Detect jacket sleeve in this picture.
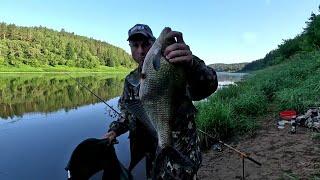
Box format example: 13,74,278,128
186,55,218,101
108,80,130,136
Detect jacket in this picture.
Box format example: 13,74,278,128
109,55,218,179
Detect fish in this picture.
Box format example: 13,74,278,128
139,27,187,149
124,28,194,178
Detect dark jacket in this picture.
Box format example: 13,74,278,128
109,55,218,178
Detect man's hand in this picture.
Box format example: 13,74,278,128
163,31,193,67
104,130,117,144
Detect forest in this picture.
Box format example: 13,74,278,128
0,23,136,69
209,62,248,72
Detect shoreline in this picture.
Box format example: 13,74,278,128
0,65,133,74
0,71,129,73
198,112,320,179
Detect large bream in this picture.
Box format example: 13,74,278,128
139,27,187,149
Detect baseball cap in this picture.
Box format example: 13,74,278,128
127,24,156,41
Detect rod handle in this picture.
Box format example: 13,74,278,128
246,156,261,166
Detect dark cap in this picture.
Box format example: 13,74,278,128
127,24,156,41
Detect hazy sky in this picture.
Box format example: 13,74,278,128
0,0,319,64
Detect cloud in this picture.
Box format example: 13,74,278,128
242,32,257,45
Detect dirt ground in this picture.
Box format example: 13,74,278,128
198,115,320,180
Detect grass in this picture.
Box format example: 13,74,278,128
0,64,132,73
280,170,299,180
195,51,320,141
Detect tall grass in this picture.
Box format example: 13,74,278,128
196,96,235,139
196,51,320,141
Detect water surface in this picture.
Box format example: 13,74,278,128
0,72,246,179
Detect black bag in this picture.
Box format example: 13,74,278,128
65,138,132,180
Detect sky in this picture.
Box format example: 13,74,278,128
0,0,319,64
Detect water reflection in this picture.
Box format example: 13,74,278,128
0,74,124,119
216,72,247,89
0,97,136,180
0,72,246,180
0,74,139,180
0,72,246,119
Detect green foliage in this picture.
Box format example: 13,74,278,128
0,74,125,119
0,64,131,73
215,84,242,101
278,36,303,59
196,96,236,139
65,42,75,60
0,22,136,70
232,88,267,116
275,72,320,113
0,56,5,65
196,51,320,140
209,62,248,72
196,91,259,139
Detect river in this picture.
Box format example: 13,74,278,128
0,72,246,180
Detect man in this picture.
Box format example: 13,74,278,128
105,24,218,179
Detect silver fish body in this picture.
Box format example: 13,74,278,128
139,27,187,149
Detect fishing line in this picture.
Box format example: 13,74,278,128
64,72,122,117
66,72,262,168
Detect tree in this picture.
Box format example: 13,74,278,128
106,58,115,67
65,42,75,60
0,22,134,68
0,23,6,39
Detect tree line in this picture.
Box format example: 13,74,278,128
0,74,124,119
241,6,320,72
0,23,136,68
209,62,248,72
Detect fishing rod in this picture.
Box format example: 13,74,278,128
66,72,262,171
197,129,261,180
65,73,122,117
197,129,261,166
65,72,122,145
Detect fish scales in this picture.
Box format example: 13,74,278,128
139,27,187,149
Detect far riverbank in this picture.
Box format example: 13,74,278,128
0,65,132,73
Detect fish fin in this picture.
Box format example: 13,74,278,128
152,146,195,179
156,146,194,166
124,100,158,139
126,100,158,171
